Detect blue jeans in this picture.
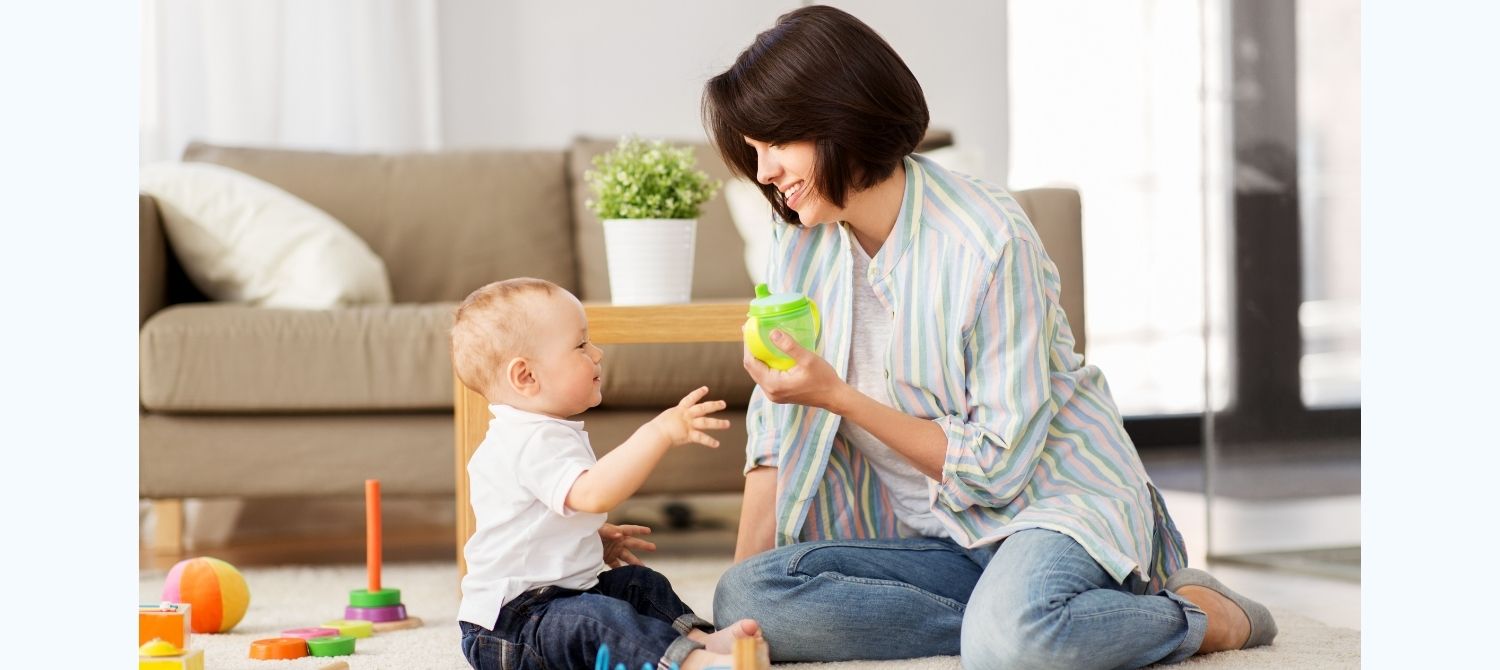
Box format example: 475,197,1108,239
460,565,712,670
714,529,1206,669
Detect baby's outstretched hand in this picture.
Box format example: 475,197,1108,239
651,386,730,448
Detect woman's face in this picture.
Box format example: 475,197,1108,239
744,138,836,226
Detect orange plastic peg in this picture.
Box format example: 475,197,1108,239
366,479,382,593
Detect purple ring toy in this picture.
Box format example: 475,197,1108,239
344,604,407,622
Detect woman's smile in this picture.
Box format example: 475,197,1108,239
782,181,806,209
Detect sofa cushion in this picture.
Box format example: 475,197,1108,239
182,142,577,303
140,412,455,498
140,303,458,412
569,138,754,303
140,303,756,413
139,161,394,309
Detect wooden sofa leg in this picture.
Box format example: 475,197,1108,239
152,499,184,555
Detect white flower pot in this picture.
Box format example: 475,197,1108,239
602,218,697,305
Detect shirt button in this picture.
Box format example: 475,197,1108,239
884,370,890,379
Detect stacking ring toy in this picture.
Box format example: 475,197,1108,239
248,637,308,660
321,619,374,638
344,603,407,622
307,635,357,657
281,627,339,639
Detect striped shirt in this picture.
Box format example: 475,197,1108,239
745,154,1187,589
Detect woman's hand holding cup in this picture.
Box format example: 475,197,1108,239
744,329,847,411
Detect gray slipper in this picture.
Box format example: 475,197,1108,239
1165,568,1278,649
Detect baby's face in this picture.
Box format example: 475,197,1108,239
526,292,604,417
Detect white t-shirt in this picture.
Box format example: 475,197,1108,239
839,235,949,538
458,404,607,627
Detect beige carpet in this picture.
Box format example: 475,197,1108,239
138,560,1359,669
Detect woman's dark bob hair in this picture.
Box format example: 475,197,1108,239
702,5,929,225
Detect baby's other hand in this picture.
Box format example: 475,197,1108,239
651,386,730,448
600,522,655,567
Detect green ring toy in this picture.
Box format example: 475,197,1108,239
307,635,357,657
348,587,402,608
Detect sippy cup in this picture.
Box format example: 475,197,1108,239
744,283,821,370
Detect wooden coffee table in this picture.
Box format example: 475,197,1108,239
453,301,747,575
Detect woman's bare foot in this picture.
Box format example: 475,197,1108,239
689,619,761,654
1176,585,1250,653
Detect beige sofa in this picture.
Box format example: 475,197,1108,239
138,138,1084,529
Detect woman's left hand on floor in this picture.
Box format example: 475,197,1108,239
745,329,849,411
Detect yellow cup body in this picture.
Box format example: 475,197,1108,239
744,301,820,370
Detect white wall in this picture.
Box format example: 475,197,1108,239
144,1,1009,186
436,0,1010,185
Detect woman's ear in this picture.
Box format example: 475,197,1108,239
506,357,538,397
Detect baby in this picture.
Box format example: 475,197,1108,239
451,277,765,670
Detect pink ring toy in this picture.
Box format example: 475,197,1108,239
344,604,407,622
281,627,340,639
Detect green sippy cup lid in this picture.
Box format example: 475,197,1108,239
748,283,813,318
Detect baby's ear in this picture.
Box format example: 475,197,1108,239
506,357,538,396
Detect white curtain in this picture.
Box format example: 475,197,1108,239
140,0,442,163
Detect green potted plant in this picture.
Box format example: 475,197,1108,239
585,136,721,305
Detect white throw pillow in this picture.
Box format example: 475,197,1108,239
140,162,393,308
723,178,776,285
723,146,988,284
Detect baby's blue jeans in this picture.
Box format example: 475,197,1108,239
460,565,710,670
714,529,1206,668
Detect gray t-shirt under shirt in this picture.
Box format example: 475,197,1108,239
839,233,949,538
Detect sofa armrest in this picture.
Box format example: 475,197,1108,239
1012,187,1085,357
139,193,169,326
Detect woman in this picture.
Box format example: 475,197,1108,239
701,6,1276,668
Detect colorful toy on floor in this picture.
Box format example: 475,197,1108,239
342,479,423,630
281,626,339,639
251,629,359,661
594,636,768,669
320,618,374,638
307,635,357,657
594,643,676,670
139,638,204,670
249,637,308,660
139,602,191,648
732,636,770,669
161,556,250,633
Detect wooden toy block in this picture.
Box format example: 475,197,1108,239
732,637,770,670
370,615,424,632
139,603,191,648
139,639,203,670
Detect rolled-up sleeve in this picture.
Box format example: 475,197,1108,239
934,239,1058,513
743,385,778,474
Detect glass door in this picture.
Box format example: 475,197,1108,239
1202,0,1360,580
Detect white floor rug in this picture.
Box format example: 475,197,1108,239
139,560,1359,669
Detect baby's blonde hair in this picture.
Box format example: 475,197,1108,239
451,278,562,400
